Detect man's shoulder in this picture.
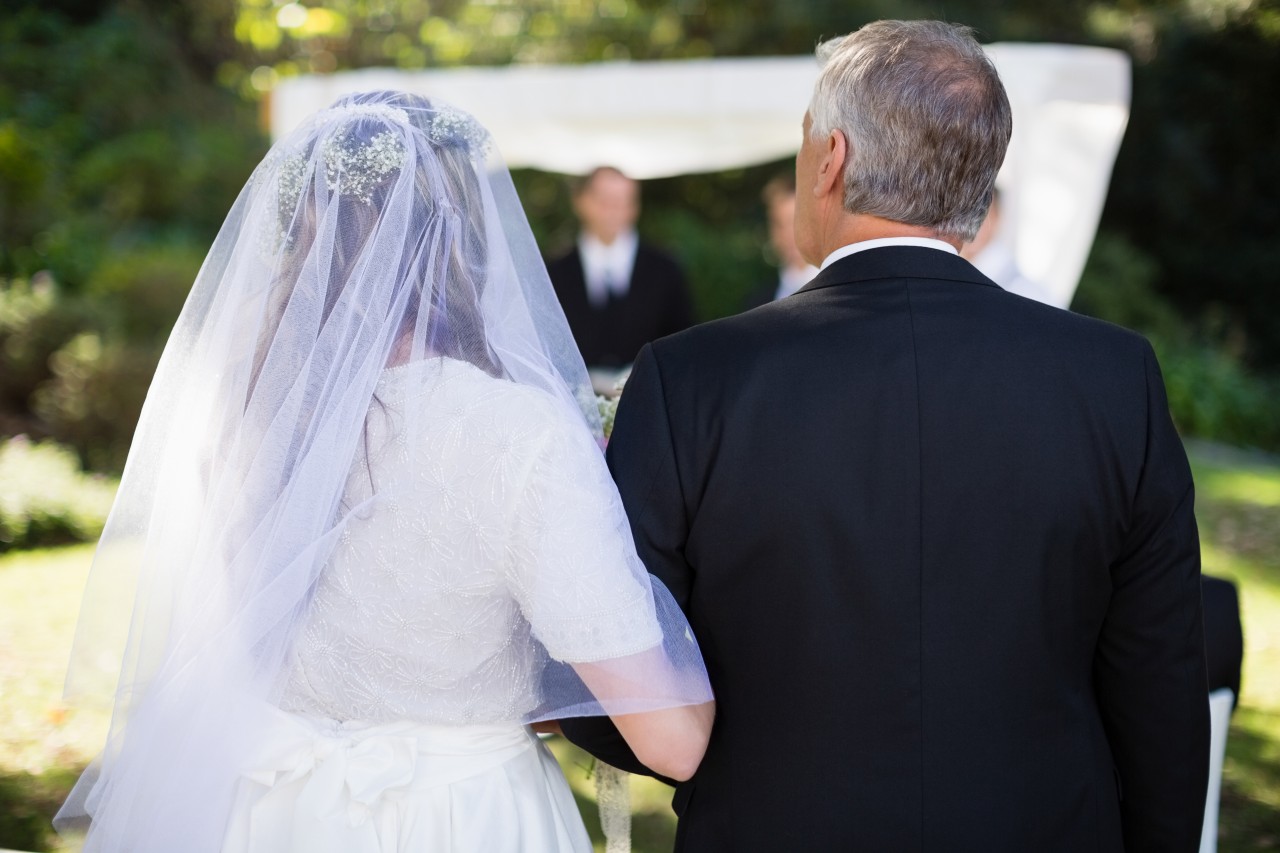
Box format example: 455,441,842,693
544,246,582,291
648,298,796,365
545,245,581,271
634,241,684,274
647,282,1157,377
1000,292,1154,359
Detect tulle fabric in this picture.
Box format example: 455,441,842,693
55,91,711,851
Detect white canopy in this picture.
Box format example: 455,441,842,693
273,45,1130,308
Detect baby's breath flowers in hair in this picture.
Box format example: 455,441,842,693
429,105,491,157
322,129,407,204
253,104,410,258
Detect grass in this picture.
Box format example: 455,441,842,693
1,442,1278,851
0,545,103,853
0,546,106,777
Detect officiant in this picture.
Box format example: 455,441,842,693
547,166,694,374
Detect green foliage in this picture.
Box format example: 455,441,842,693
1103,4,1280,367
0,276,88,425
645,205,771,321
1155,340,1280,453
32,333,158,472
0,245,192,471
1075,232,1280,452
0,764,83,853
85,243,201,343
0,120,63,250
0,435,116,552
0,771,57,852
1071,231,1184,342
224,0,897,87
643,165,781,321
0,3,264,289
0,3,244,471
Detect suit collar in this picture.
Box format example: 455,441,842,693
797,246,1000,295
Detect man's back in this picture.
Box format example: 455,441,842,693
594,247,1207,851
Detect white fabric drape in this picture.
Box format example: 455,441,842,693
272,46,1130,307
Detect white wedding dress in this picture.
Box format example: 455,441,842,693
58,94,711,853
219,357,662,853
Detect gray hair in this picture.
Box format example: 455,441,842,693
809,20,1012,242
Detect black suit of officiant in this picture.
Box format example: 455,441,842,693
547,244,694,368
562,247,1209,852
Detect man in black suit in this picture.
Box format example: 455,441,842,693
546,166,694,370
562,20,1209,852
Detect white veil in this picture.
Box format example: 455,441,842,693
56,91,711,851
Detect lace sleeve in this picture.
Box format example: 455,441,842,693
505,403,663,664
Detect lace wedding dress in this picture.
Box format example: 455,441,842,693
221,357,659,852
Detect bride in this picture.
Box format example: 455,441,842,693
55,90,714,852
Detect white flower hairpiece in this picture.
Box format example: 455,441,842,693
428,105,491,156
321,129,406,203
253,106,410,257
256,103,407,204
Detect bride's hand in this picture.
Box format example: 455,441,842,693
532,720,563,736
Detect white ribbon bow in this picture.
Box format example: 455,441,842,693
241,727,418,853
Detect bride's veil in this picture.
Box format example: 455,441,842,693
55,91,711,851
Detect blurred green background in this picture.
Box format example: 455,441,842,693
2,0,1279,849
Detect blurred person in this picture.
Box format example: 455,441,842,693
743,171,818,310
55,91,713,853
961,187,1056,306
563,20,1207,851
547,166,694,375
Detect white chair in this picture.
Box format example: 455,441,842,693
1200,688,1235,853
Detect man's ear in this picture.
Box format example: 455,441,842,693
816,129,848,198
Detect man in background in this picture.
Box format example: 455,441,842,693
960,187,1056,306
547,167,694,377
743,172,818,310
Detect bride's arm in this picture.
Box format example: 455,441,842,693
604,703,714,782
505,377,715,780
571,660,714,782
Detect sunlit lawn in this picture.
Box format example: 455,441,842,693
2,441,1278,851
0,544,103,853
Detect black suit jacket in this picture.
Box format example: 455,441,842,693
547,243,694,368
562,247,1209,852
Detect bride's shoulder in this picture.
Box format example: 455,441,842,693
384,357,575,434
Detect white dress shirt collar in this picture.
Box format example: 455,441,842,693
819,236,958,271
579,230,639,307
